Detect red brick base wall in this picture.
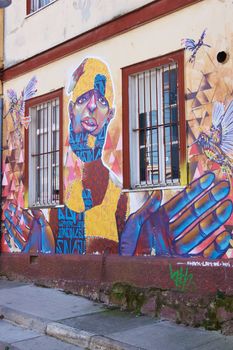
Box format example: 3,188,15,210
1,253,233,334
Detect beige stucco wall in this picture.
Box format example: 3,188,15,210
4,0,154,67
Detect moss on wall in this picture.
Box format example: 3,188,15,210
108,283,233,334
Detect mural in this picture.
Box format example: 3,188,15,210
60,58,123,254
56,208,85,254
194,101,233,178
60,57,233,258
1,77,54,253
185,27,233,257
1,29,233,258
3,205,55,254
120,173,232,257
4,77,37,143
182,29,211,64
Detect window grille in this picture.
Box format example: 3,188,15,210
29,97,60,206
123,51,186,189
29,0,52,13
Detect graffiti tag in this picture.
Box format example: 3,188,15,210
169,264,195,291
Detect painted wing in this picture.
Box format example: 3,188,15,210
212,102,224,128
182,38,196,51
7,89,18,104
19,76,38,117
219,100,233,155
23,76,37,100
18,96,25,118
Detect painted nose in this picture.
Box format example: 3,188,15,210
87,94,97,113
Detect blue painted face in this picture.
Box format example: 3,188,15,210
68,89,115,162
70,89,111,136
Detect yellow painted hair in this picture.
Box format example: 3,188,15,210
72,58,114,107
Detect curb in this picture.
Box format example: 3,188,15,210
46,322,95,349
0,305,49,333
46,322,143,350
0,340,22,350
89,335,143,350
1,306,143,350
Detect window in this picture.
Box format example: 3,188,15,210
27,0,54,14
25,89,63,207
122,50,186,189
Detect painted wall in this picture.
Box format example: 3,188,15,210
0,8,3,95
1,0,233,259
4,0,154,67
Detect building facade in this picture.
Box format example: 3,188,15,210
1,0,233,330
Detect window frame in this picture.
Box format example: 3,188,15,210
26,0,56,15
122,49,186,190
25,88,63,208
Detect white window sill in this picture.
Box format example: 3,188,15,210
122,185,185,193
27,204,64,210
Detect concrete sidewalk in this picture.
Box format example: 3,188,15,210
1,279,233,350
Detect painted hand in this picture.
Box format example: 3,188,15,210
119,173,233,258
3,203,55,253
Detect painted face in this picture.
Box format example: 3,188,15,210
70,89,112,136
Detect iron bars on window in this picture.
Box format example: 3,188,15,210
30,0,52,13
129,62,180,187
29,97,60,206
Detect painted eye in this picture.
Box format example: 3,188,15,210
77,96,87,104
98,96,108,106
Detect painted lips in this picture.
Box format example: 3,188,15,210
81,117,98,133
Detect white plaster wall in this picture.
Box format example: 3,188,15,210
4,0,154,67
4,0,231,100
